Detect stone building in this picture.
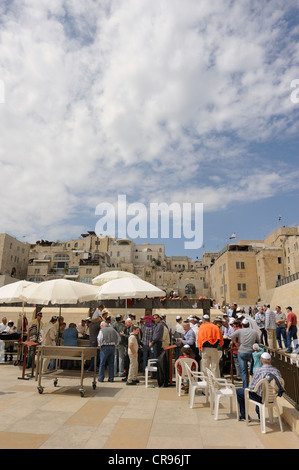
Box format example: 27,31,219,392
0,233,30,286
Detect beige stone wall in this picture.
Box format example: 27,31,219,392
0,234,30,280
270,278,299,314
256,248,284,303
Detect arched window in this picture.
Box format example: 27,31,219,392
185,283,195,295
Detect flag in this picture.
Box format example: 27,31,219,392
229,233,236,239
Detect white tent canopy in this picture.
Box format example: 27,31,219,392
20,278,100,305
92,270,139,286
0,280,36,304
96,277,166,300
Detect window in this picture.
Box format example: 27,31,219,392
54,254,70,260
237,283,247,291
278,257,282,264
236,261,245,269
185,283,196,295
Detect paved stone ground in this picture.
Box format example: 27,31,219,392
0,362,298,453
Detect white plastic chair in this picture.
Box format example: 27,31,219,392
245,377,284,433
206,368,239,420
145,359,158,387
174,357,198,396
184,363,209,408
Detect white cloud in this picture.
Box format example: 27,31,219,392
0,0,298,244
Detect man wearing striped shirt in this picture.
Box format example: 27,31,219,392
236,352,282,421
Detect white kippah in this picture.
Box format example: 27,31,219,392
261,352,271,360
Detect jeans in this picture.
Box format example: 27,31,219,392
233,353,241,378
238,352,253,388
236,388,262,419
276,327,287,349
98,345,115,381
114,344,125,375
142,344,154,373
88,341,100,371
286,325,298,352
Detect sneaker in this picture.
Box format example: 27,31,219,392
239,416,251,422
126,381,136,386
122,377,127,382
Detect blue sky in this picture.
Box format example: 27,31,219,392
0,0,298,260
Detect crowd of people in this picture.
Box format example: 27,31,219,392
1,301,296,423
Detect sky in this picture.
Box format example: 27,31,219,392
0,0,299,260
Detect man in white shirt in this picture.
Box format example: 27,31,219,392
0,317,8,333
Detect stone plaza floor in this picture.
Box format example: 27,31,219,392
0,361,298,453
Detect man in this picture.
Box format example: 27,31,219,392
149,314,164,359
197,314,223,377
62,323,78,346
26,312,44,368
87,317,101,372
77,319,86,338
230,319,260,388
92,304,105,320
113,314,126,376
0,317,8,333
265,304,277,349
127,325,140,385
236,352,283,421
285,306,298,353
275,306,287,350
97,321,120,382
120,318,133,382
41,316,58,371
176,320,197,362
141,313,154,374
61,323,78,369
255,307,268,346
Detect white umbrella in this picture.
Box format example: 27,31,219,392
96,277,166,300
0,280,37,341
0,280,35,303
92,270,139,286
20,278,100,305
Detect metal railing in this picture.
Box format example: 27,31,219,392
264,348,299,410
276,271,299,287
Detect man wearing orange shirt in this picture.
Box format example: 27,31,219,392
197,315,223,377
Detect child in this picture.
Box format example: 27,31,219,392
176,345,197,393
252,343,264,373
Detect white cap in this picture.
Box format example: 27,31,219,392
229,318,235,324
242,319,249,325
203,314,210,320
176,315,182,320
261,352,271,360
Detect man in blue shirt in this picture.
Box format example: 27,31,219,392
61,323,78,369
